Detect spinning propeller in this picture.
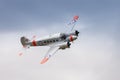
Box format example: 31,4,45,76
75,30,79,36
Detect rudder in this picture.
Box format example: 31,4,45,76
20,36,30,47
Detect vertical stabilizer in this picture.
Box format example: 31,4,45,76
20,36,30,47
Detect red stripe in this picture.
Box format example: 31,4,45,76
70,35,73,41
32,40,37,46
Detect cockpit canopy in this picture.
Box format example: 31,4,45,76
60,33,67,40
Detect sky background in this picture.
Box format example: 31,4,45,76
0,0,120,80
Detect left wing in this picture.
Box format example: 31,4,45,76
40,41,71,64
40,46,59,64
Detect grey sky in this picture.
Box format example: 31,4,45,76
0,0,119,31
0,0,120,80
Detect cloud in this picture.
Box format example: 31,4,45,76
0,27,119,80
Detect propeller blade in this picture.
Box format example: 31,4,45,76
75,30,80,36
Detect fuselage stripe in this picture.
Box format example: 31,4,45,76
32,40,37,46
70,35,73,41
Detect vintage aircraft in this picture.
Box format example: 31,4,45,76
20,15,80,64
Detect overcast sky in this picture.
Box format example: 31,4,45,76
0,0,120,80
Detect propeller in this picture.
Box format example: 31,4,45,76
75,30,79,36
67,41,71,48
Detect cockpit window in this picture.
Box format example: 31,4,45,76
47,41,49,43
44,41,46,43
60,33,66,39
50,40,52,43
53,40,55,42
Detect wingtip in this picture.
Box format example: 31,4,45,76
19,53,23,56
40,57,49,64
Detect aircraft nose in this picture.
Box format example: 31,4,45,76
69,35,77,42
73,36,77,40
67,35,77,42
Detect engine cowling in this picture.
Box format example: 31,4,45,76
66,35,77,42
59,42,71,50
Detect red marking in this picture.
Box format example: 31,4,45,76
70,35,73,41
23,45,27,48
40,57,49,64
32,35,36,40
33,35,36,38
73,15,79,21
19,53,23,56
32,40,37,46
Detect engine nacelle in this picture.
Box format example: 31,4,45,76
66,35,77,42
59,42,71,50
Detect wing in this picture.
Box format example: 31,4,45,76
68,15,79,31
40,46,59,64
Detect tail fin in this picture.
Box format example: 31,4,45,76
20,36,30,47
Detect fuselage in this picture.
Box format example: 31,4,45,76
28,32,77,47
20,30,79,48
